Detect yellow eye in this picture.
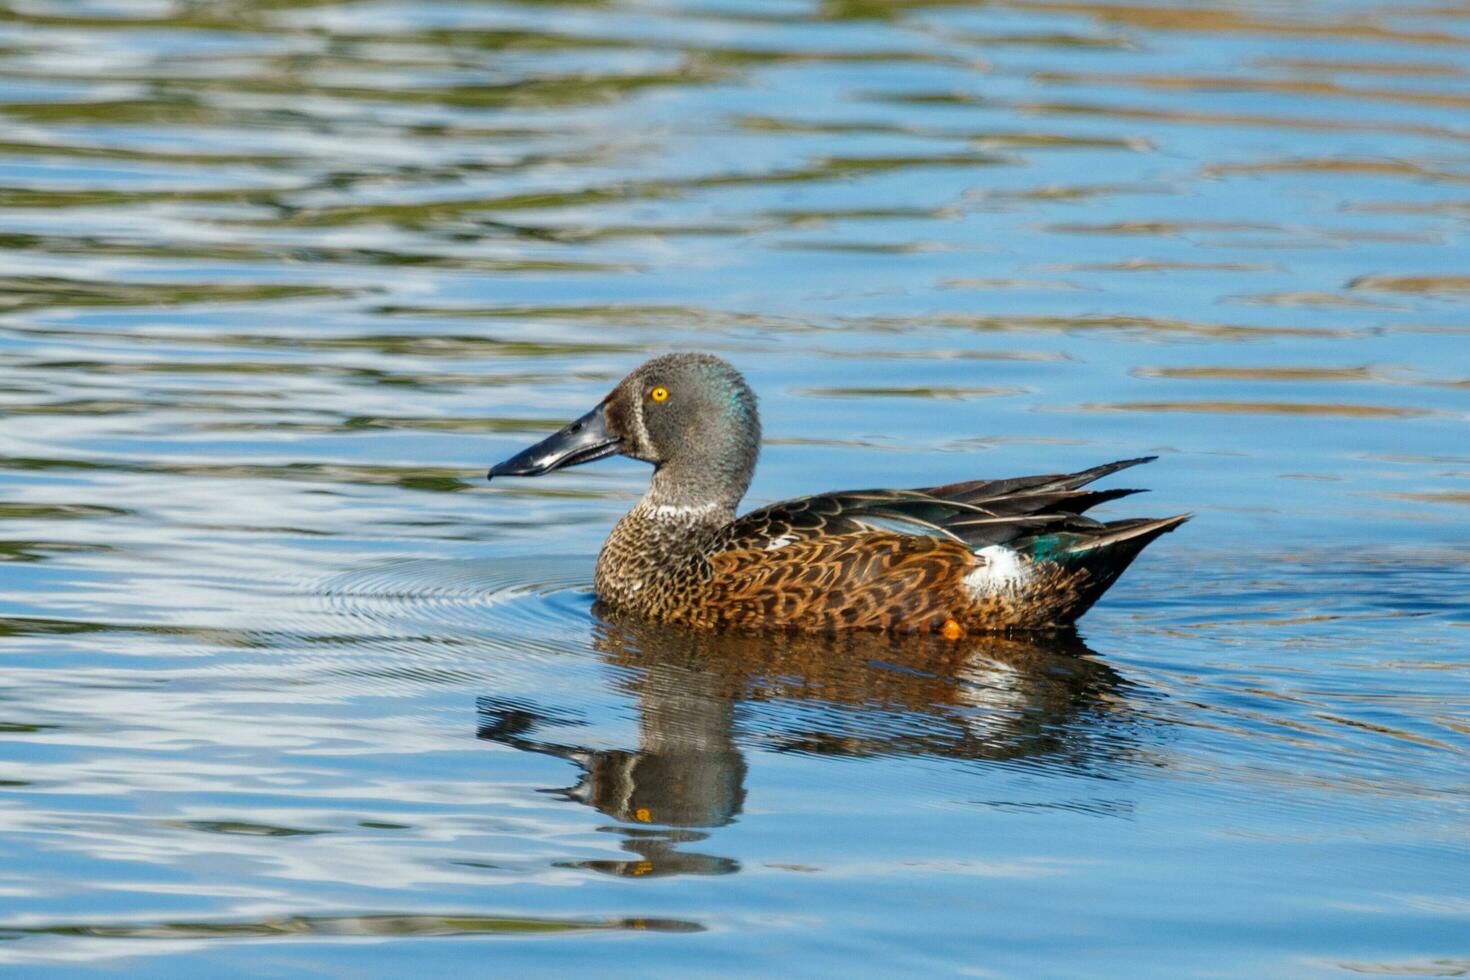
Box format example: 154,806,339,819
650,386,669,402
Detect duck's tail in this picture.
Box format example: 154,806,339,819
1012,514,1190,625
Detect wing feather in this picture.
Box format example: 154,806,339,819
715,457,1158,554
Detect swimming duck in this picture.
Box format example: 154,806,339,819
488,353,1186,633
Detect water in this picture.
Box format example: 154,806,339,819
0,0,1467,974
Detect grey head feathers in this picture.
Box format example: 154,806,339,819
604,353,760,512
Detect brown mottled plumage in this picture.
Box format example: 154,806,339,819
488,353,1188,633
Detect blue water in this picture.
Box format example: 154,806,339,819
0,0,1467,975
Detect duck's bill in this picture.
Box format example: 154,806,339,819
487,404,621,479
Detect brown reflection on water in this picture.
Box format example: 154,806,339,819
0,912,701,941
1004,1,1470,48
1079,400,1436,418
478,612,1132,878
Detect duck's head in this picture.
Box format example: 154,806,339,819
488,353,760,509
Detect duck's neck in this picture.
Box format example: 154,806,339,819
641,462,745,522
594,466,741,615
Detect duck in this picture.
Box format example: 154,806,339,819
487,353,1186,633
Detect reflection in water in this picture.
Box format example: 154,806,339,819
479,611,1133,877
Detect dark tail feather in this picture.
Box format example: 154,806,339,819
925,456,1158,503
1055,456,1158,492
1057,514,1190,621
957,486,1144,518
1057,486,1147,515
1063,513,1190,555
940,488,1148,549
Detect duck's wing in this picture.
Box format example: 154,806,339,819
917,455,1160,548
715,488,1062,553
717,456,1158,554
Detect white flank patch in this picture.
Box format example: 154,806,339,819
765,533,797,551
963,545,1029,594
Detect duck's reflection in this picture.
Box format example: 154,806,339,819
477,611,1133,878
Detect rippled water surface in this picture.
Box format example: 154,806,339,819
1,0,1468,974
